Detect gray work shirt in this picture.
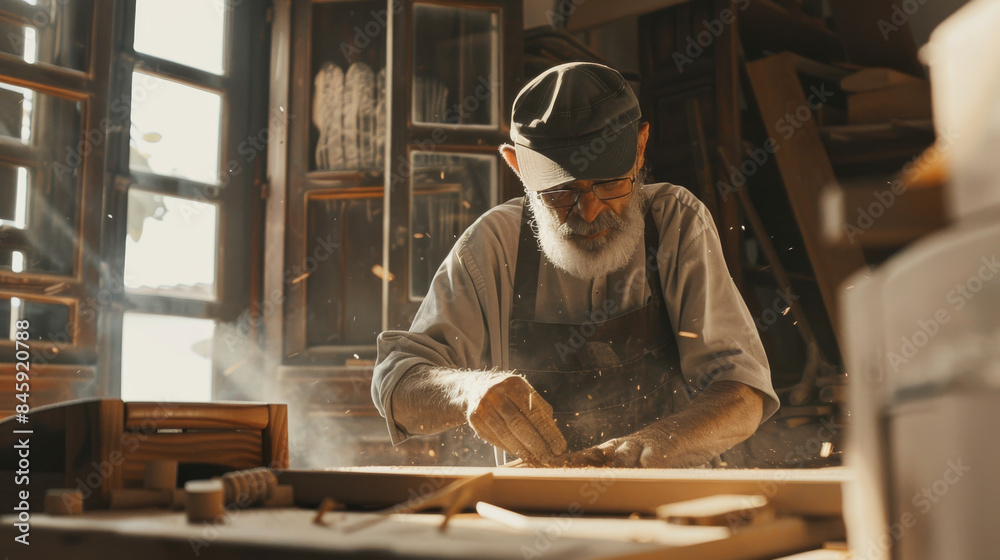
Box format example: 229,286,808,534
372,183,779,444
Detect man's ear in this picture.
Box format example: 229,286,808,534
499,144,521,177
636,122,650,169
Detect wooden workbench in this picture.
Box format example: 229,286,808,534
1,467,852,560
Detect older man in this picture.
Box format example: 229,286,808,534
372,62,778,467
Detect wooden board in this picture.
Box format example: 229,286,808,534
278,466,848,518
606,517,845,560
745,52,869,339
847,83,931,124
841,67,926,93
124,402,271,430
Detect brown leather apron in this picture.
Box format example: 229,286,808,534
509,199,687,451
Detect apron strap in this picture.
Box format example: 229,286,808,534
643,206,667,310
512,196,541,321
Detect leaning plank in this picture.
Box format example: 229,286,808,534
745,52,869,338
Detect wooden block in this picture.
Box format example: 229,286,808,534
125,402,270,430
110,489,173,510
44,489,83,515
656,494,771,527
848,83,931,124
123,431,263,472
185,479,225,523
841,67,926,92
264,404,289,468
263,484,295,508
143,459,178,491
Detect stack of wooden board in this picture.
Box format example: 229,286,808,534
841,67,932,125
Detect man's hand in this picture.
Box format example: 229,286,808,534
466,375,568,466
557,381,766,468
557,423,675,468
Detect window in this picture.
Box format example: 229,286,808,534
112,1,267,401
0,1,268,415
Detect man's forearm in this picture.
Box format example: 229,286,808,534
389,365,508,436
560,380,765,468
643,380,765,467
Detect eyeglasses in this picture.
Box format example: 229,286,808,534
535,176,636,208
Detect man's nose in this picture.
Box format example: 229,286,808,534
573,190,607,222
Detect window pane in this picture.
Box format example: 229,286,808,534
0,164,27,226
2,297,71,343
309,2,387,172
0,0,92,71
121,313,215,402
0,82,82,277
129,72,222,185
124,190,218,300
412,5,499,127
305,192,383,347
133,0,226,76
0,80,82,145
409,152,496,298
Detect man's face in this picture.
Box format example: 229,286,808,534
542,174,636,251
528,167,648,281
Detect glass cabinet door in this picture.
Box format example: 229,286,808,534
385,0,522,330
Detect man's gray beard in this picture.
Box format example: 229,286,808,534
528,175,649,282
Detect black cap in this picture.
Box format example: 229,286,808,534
510,62,641,191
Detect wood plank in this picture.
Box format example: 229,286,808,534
0,52,94,98
825,177,946,249
713,0,743,290
263,403,289,468
278,467,847,517
745,52,869,339
124,402,270,430
607,517,846,560
841,67,926,93
847,83,931,124
123,431,263,472
656,494,770,526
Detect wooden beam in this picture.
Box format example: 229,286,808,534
745,53,869,339
566,0,688,31
714,0,743,289
0,53,93,98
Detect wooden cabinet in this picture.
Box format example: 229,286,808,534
265,0,522,466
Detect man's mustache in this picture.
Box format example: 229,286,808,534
557,210,625,238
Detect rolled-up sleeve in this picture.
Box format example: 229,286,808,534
372,235,495,444
657,190,780,422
